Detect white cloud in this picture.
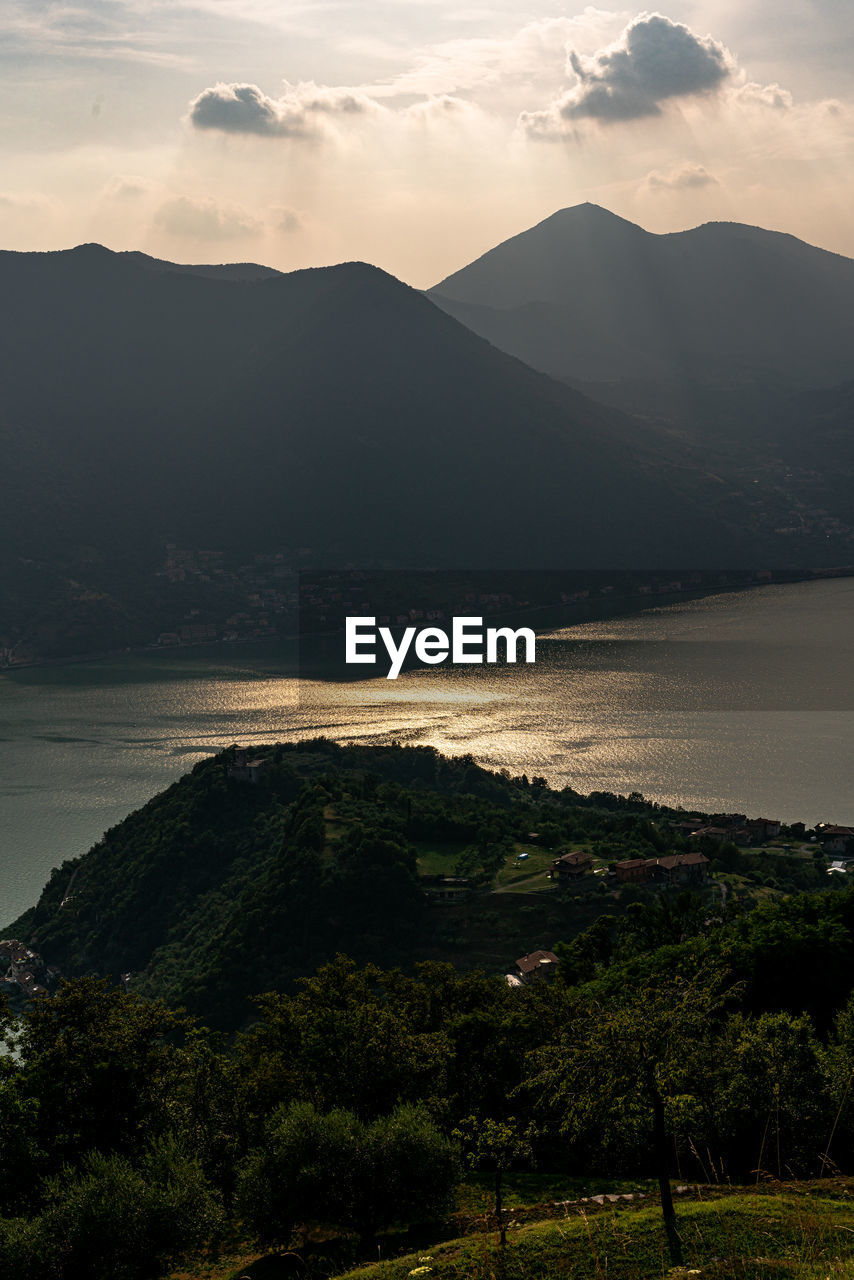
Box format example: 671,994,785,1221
402,94,482,122
734,81,794,110
153,195,263,238
520,12,734,137
363,11,626,98
102,174,158,200
646,162,718,189
188,80,382,138
271,205,302,232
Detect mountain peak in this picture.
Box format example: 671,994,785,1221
430,203,647,308
429,202,854,389
70,242,117,257
550,202,641,225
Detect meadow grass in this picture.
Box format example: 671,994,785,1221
333,1185,854,1280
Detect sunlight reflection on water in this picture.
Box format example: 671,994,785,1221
2,577,854,923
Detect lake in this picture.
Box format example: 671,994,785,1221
2,576,853,928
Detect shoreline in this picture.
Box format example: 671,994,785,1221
3,567,853,679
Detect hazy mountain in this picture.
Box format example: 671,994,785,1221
0,243,842,660
429,203,854,398
770,380,854,527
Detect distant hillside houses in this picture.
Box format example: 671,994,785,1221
0,938,56,1003
226,749,272,785
550,848,709,887
818,825,854,856
686,816,782,845
513,949,560,984
614,853,709,887
550,851,594,881
677,814,852,855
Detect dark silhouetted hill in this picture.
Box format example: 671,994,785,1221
430,204,854,391
0,241,845,660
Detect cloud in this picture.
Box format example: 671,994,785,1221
364,13,625,99
102,175,157,201
0,191,60,240
153,196,263,239
521,12,734,136
646,163,719,191
0,192,54,212
735,81,794,111
4,0,195,69
402,94,482,123
189,83,294,136
0,191,60,228
186,74,494,147
188,80,380,138
272,206,302,233
564,13,733,122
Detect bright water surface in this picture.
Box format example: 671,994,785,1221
2,577,853,927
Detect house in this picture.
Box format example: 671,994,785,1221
423,877,471,903
644,853,709,885
515,950,560,982
615,858,648,884
227,750,271,784
551,851,593,881
745,818,782,842
818,825,854,856
689,826,731,845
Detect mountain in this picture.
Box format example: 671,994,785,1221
428,205,854,555
4,741,559,1025
1,241,824,662
429,204,854,393
122,248,283,281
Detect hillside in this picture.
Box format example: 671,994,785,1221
5,739,840,1029
430,204,854,392
159,1180,854,1278
429,205,854,550
0,242,841,664
330,1185,854,1280
6,744,854,1276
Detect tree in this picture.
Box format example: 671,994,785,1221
11,978,186,1173
238,1101,458,1250
42,1140,222,1280
713,1010,829,1178
237,1101,358,1245
0,1057,42,1214
161,1029,249,1211
239,958,452,1121
532,961,733,1266
452,1115,533,1252
0,1142,221,1280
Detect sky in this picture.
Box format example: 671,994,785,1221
2,0,854,286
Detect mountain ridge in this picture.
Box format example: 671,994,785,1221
429,203,854,388
0,233,849,662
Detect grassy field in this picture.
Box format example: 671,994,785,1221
335,1186,854,1280
493,844,556,892
412,841,470,876
169,1182,854,1280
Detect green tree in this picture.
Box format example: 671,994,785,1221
12,978,186,1172
0,1056,43,1214
452,1115,533,1251
42,1140,222,1280
238,1100,458,1250
532,962,732,1266
714,1010,830,1178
